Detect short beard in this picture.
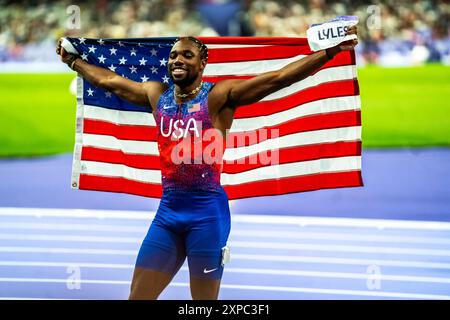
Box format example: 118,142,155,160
169,73,196,87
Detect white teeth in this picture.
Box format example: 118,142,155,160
172,68,186,75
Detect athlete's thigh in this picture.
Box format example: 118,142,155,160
130,220,186,299
185,191,231,299
129,253,185,300
186,221,228,300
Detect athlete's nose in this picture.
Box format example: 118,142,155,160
174,57,185,66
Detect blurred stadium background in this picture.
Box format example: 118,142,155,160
0,0,449,300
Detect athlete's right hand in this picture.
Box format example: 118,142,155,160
56,38,77,65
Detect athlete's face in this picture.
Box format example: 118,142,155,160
168,39,206,87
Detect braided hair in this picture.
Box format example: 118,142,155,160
175,36,209,61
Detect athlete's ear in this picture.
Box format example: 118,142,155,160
200,59,207,71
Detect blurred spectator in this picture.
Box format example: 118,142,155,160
0,0,449,66
247,0,450,65
0,0,215,62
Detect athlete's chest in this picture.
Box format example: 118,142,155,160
158,101,212,138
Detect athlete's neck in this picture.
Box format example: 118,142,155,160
174,79,203,102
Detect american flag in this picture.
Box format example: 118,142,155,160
66,36,363,200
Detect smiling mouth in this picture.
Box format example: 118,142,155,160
172,68,187,76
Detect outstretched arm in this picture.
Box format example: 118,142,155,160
217,26,358,109
56,39,167,110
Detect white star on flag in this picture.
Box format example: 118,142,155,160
139,57,147,65
129,66,137,73
130,48,137,56
140,75,149,82
151,66,158,74
162,75,169,83
109,47,117,55
79,37,86,44
105,92,112,98
119,57,127,65
150,48,157,56
87,88,94,96
118,41,124,47
98,39,105,45
81,53,88,61
159,58,167,66
108,65,117,72
88,45,97,53
98,55,106,63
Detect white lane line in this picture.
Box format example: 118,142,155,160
216,284,450,300
0,277,129,285
0,221,450,245
0,261,132,269
233,254,450,270
0,246,136,255
230,241,450,257
0,277,448,300
1,247,450,269
1,261,450,285
0,222,148,233
1,223,449,245
1,233,449,253
0,207,154,220
0,234,142,243
232,230,450,245
1,239,450,257
2,207,450,230
233,215,450,231
224,267,450,284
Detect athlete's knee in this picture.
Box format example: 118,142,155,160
129,277,160,300
190,278,221,300
129,285,159,300
128,267,170,300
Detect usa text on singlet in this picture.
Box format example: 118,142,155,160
156,82,225,192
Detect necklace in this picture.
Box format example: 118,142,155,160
174,81,203,99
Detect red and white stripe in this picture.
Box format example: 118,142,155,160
72,37,362,199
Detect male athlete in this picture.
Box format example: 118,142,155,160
56,27,358,300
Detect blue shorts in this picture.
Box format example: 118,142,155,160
135,187,231,280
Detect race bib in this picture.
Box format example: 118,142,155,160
307,16,358,52
221,246,230,266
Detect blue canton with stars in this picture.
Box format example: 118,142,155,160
67,37,177,112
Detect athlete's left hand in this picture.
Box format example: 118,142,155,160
339,26,358,51
326,25,358,58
